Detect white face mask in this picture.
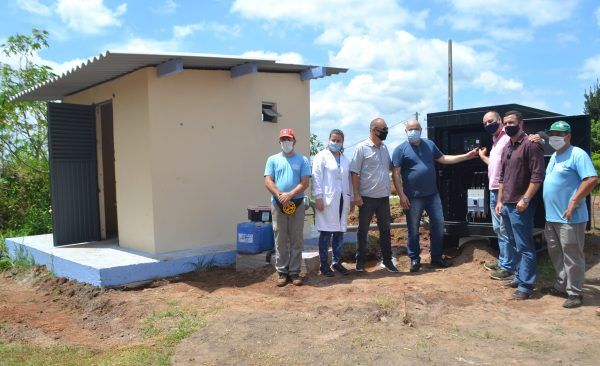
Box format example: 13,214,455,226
280,140,294,153
549,136,566,151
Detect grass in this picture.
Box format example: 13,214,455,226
536,253,556,285
0,230,35,273
0,306,220,366
372,294,401,312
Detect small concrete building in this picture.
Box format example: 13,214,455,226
7,51,346,285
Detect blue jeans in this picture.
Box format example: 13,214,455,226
489,190,516,272
501,202,536,294
318,231,343,268
406,193,444,261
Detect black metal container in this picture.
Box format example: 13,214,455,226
426,104,591,249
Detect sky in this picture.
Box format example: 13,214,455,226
1,0,599,154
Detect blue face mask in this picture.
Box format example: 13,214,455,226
485,121,500,134
329,141,342,152
407,129,421,143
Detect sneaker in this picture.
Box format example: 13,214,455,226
410,259,421,272
431,257,452,268
276,272,288,287
562,295,583,308
540,286,568,298
355,261,365,272
290,274,303,286
379,257,398,269
490,269,512,280
332,263,350,275
511,289,531,300
320,266,335,277
382,260,399,273
503,280,519,288
484,262,499,271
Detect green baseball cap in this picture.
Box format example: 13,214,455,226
547,120,571,133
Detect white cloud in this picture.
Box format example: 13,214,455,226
556,33,579,43
14,0,127,35
241,50,304,64
173,22,241,39
56,0,127,34
0,44,86,77
472,71,523,92
232,1,528,149
152,0,178,15
442,0,577,42
579,55,600,80
446,0,577,27
16,0,52,16
108,37,181,53
232,0,429,45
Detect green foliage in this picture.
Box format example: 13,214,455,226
585,80,600,153
310,133,324,156
591,119,600,153
0,29,54,235
584,79,600,121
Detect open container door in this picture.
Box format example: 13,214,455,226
48,102,100,246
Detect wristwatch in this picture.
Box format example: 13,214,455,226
522,196,530,204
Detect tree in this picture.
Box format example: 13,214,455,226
584,79,600,121
0,29,55,234
585,80,600,153
310,133,324,156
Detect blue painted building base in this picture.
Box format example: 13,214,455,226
5,234,236,287
4,230,359,287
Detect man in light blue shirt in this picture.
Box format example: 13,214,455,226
264,128,311,287
543,120,598,308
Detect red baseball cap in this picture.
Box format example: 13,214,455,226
279,128,296,139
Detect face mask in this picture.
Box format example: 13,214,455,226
375,128,388,141
549,136,566,151
485,121,500,135
407,129,421,143
504,125,520,137
280,140,294,153
329,141,342,152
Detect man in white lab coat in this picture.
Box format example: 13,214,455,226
312,129,354,276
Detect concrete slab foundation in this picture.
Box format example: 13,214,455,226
5,234,236,287
5,230,359,286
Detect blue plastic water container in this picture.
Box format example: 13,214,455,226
236,222,274,254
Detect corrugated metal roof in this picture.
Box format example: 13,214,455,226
11,50,348,102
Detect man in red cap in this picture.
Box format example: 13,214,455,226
264,128,311,286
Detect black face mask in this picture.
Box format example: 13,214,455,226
505,125,520,137
375,127,388,141
484,121,500,134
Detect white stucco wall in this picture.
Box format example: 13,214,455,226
147,69,310,253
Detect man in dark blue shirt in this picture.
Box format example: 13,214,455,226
392,120,478,272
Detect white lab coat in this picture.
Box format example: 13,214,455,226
312,148,353,232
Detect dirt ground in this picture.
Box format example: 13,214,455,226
1,232,600,365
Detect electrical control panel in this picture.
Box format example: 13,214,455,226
463,136,480,151
467,188,485,215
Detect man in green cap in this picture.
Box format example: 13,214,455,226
543,120,598,308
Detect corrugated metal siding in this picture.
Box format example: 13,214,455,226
48,102,100,246
12,51,348,102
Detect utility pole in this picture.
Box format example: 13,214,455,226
448,39,453,111
415,111,419,121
